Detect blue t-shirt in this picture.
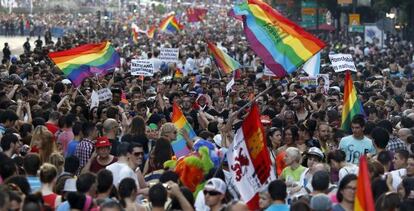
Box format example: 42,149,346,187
27,176,41,193
66,140,79,157
339,135,376,165
265,203,290,211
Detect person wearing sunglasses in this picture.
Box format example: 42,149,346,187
203,178,227,211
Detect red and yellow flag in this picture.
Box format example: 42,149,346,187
354,156,375,211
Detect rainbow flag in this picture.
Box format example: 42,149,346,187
131,23,139,44
207,41,241,74
48,41,120,87
354,156,375,211
341,71,365,132
159,15,184,33
174,68,183,78
121,90,129,105
147,25,157,39
229,0,325,77
171,103,196,158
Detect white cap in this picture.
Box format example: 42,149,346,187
308,147,324,159
204,178,227,194
62,79,72,84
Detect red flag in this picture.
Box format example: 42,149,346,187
228,103,275,210
186,8,208,22
354,156,375,211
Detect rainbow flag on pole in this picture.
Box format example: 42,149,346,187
146,25,157,39
207,41,241,74
131,23,139,44
229,0,325,77
341,71,365,132
171,103,196,158
48,41,120,87
354,156,375,211
159,15,184,33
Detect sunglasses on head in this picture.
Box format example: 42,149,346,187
203,190,222,196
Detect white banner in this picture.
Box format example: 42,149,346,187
131,59,154,76
90,90,99,109
228,129,274,208
329,54,357,72
97,88,112,102
159,48,179,63
364,25,385,48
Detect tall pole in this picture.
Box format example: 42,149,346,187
316,0,319,32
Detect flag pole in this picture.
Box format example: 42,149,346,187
212,84,274,178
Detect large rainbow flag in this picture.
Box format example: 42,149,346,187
354,156,375,211
159,15,184,33
207,41,241,74
229,0,325,77
341,71,365,132
48,41,120,87
171,103,196,158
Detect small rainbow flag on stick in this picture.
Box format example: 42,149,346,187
207,41,241,74
171,103,196,158
147,25,157,39
48,41,120,87
159,15,184,33
354,156,375,211
131,23,139,44
341,71,365,132
229,0,325,77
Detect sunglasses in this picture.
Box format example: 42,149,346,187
133,152,144,157
203,190,222,196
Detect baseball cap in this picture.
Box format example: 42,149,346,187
310,194,332,211
96,136,111,148
204,178,227,194
307,147,324,159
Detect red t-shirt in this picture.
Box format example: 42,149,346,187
90,156,118,173
45,123,59,137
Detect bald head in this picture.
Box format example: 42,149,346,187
103,118,119,133
398,128,412,142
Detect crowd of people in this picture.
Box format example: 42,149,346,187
1,1,414,211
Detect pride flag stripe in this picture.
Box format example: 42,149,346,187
341,71,365,132
48,41,120,87
230,0,325,77
207,42,241,74
171,103,196,158
159,15,183,33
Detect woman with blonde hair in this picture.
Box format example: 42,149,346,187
31,126,57,163
40,163,62,210
49,153,65,175
160,123,178,142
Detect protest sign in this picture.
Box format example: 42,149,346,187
131,59,154,76
90,90,99,109
97,88,112,102
299,76,318,88
328,54,357,72
316,74,330,93
158,48,179,63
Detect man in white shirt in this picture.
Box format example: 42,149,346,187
339,116,376,165
106,142,137,187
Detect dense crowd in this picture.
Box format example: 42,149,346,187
1,2,414,211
